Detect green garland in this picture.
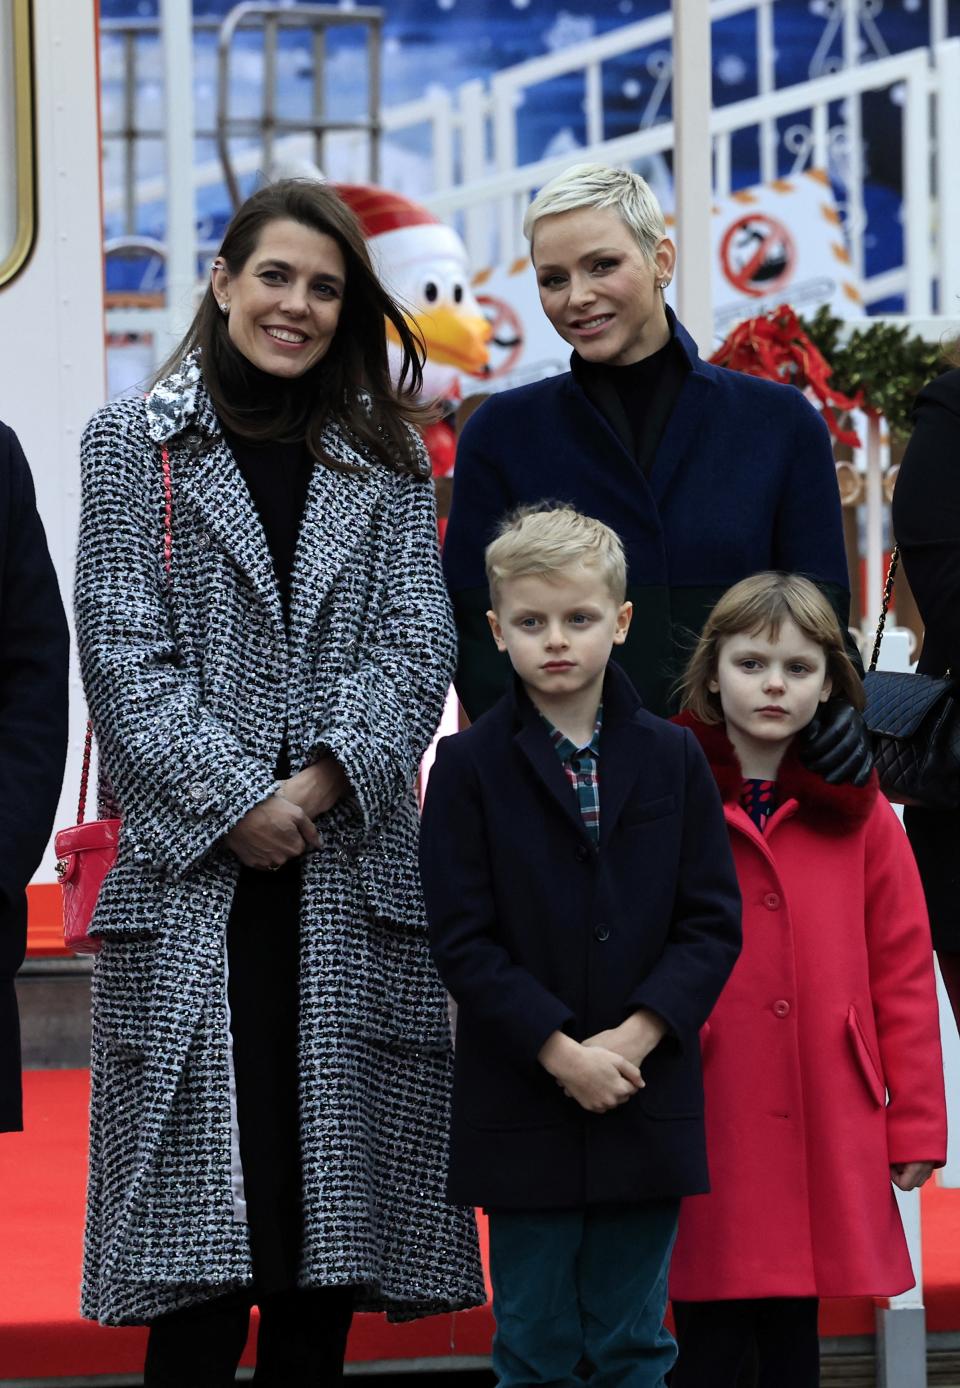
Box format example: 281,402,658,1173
799,306,958,442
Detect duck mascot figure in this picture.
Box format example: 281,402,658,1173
334,184,492,539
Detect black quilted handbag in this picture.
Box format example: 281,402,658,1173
862,547,960,810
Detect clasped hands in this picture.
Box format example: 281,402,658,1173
538,1009,667,1115
225,758,349,871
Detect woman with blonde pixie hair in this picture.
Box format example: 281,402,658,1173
444,162,871,788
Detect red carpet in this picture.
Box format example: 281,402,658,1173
0,1069,957,1379
0,1072,493,1379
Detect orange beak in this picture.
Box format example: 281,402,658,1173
388,304,492,376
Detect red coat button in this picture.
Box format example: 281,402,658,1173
773,999,791,1018
763,892,781,910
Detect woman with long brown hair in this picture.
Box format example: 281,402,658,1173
75,179,482,1385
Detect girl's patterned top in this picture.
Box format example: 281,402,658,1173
740,778,777,833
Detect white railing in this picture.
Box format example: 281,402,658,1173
102,4,960,356
419,40,960,323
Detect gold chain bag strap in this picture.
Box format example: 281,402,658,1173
861,546,960,809
55,447,173,954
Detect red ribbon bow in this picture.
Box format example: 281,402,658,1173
709,305,863,448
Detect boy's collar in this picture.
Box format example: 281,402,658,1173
511,661,642,731
538,704,603,759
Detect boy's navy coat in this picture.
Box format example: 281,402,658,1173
420,664,741,1210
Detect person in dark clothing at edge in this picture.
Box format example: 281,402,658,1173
0,422,69,1134
892,365,960,1032
443,162,872,789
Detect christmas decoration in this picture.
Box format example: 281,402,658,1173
799,307,958,443
710,306,864,447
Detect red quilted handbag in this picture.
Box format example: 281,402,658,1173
55,736,121,956
55,447,172,954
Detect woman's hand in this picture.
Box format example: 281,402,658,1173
282,758,350,820
225,792,321,870
890,1161,935,1192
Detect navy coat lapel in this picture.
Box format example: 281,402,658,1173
647,318,716,505
595,665,650,844
510,665,650,846
512,689,590,843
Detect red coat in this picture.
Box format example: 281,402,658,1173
669,714,947,1301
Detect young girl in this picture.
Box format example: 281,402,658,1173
668,572,947,1388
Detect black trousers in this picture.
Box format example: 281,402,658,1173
671,1297,820,1388
143,1286,354,1387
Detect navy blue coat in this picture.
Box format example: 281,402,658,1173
444,314,851,720
0,424,69,1131
419,664,741,1210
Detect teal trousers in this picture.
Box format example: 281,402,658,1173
488,1201,680,1387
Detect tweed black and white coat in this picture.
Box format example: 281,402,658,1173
75,353,484,1327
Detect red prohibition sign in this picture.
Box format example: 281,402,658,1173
476,293,524,378
720,213,797,297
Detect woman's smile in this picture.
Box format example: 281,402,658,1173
261,325,311,347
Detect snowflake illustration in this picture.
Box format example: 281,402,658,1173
545,12,598,52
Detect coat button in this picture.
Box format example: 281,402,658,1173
593,924,610,942
576,844,591,862
773,999,791,1018
763,892,781,910
188,782,209,802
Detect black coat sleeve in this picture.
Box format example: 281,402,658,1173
892,370,960,675
0,424,70,979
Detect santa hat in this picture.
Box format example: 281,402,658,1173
334,183,466,273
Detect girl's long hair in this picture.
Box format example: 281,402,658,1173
678,571,865,724
156,178,434,478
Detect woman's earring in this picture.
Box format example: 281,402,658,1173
219,301,229,314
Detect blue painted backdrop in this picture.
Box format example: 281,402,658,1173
100,0,960,309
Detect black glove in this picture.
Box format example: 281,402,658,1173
799,699,873,787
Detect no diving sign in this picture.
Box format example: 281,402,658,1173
720,213,796,297
703,172,863,339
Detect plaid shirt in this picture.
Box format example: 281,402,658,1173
543,706,603,843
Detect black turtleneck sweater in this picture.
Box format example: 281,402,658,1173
218,369,316,1295
571,327,690,476
220,359,315,622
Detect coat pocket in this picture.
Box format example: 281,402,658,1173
354,916,452,1051
621,794,677,827
354,810,430,935
846,1004,886,1107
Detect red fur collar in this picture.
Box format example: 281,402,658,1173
673,710,877,830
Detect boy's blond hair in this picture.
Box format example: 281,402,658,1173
485,505,627,609
678,571,863,724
